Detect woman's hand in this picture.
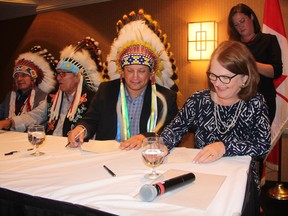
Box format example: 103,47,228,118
192,142,226,163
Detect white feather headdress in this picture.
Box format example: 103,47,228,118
13,46,57,93
9,46,57,118
104,9,179,93
104,9,180,139
49,37,103,122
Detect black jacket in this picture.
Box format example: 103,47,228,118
76,79,178,140
46,85,95,136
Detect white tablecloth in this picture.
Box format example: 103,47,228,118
0,131,251,216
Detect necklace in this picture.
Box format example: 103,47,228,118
214,100,244,134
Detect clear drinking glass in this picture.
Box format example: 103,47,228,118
28,125,45,156
142,136,166,179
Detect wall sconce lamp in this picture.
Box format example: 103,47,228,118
188,21,217,61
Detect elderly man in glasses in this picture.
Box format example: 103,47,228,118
0,37,103,137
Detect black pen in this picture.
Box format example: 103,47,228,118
4,151,19,156
103,165,116,177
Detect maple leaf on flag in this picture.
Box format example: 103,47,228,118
273,75,287,88
274,75,288,102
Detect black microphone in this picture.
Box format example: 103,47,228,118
139,172,196,202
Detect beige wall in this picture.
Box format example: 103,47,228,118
0,0,287,180
1,0,288,105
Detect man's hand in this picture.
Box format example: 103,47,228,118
0,119,13,130
120,134,146,150
67,126,86,148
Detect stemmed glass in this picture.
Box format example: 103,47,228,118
142,136,166,179
28,125,46,156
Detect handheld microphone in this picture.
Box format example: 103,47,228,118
139,172,196,202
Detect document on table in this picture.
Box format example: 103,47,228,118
81,140,120,153
150,169,226,210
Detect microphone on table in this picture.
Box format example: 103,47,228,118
139,172,196,202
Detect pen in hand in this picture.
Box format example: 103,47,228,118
103,165,116,177
65,128,85,147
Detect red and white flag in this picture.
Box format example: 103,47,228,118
263,0,288,171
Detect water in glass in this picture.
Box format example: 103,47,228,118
142,136,165,179
28,125,45,156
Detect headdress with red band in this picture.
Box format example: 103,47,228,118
9,46,57,118
104,9,179,93
13,46,57,93
104,9,180,141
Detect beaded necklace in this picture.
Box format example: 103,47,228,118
214,99,244,134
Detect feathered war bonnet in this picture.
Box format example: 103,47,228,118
9,46,57,118
49,36,103,122
105,9,180,141
105,9,179,91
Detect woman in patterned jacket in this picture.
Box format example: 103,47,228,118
161,41,271,215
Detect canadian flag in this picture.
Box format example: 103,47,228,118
263,0,288,177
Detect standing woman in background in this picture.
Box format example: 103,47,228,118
228,5,282,214
228,3,283,124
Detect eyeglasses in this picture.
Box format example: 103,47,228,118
207,72,238,84
55,71,73,78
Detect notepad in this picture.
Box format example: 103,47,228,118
81,140,120,153
152,169,226,210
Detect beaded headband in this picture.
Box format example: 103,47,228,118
120,45,156,71
56,59,82,73
13,61,39,79
57,37,103,91
13,46,57,94
105,9,179,93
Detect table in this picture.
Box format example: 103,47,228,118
0,130,251,216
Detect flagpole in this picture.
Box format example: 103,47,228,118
267,134,288,200
262,0,288,200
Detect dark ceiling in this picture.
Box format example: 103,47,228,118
0,0,110,20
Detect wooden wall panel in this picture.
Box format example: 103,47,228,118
0,0,287,181
1,0,287,105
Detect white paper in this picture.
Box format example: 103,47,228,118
151,169,226,210
81,140,120,153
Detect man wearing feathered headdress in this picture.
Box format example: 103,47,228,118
68,9,179,150
0,37,103,136
0,46,57,130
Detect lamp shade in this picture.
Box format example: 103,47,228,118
188,21,217,60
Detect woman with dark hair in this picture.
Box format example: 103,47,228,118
228,3,283,124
